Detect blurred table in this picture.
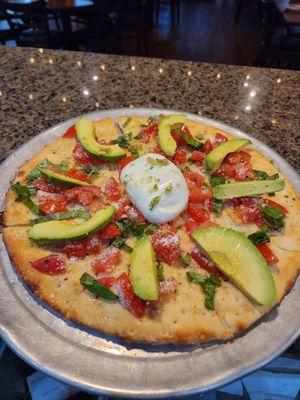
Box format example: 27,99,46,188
275,0,300,25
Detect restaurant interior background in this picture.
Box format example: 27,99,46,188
0,0,300,399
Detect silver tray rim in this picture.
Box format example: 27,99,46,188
0,107,299,398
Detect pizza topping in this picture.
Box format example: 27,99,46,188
39,198,68,215
156,261,165,281
253,170,279,181
171,124,202,149
64,238,88,259
187,204,210,223
256,243,278,265
138,120,158,143
202,139,213,154
231,197,263,226
30,209,91,225
173,149,188,166
181,252,191,267
189,150,206,166
151,224,180,265
186,271,221,310
262,204,286,230
12,182,42,215
111,129,139,158
263,199,288,215
86,232,101,254
66,167,91,183
248,227,270,245
80,272,118,300
159,276,177,294
115,273,146,318
34,178,65,194
63,124,77,138
214,180,285,199
92,247,121,274
158,114,187,157
103,177,121,201
213,133,228,147
98,276,116,289
73,142,104,166
119,156,135,176
191,247,222,276
98,222,122,242
65,185,101,206
31,254,66,275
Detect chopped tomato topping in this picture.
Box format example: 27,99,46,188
39,198,68,215
191,247,221,276
190,150,206,166
184,171,212,205
257,244,278,265
171,126,193,146
98,276,116,289
73,142,103,166
67,167,91,183
64,238,87,259
231,197,263,226
98,222,122,242
119,156,135,176
34,178,64,194
187,203,210,223
123,205,146,222
63,124,77,138
115,273,146,318
88,200,111,213
115,196,131,219
214,151,255,181
173,149,187,166
202,139,213,154
263,199,288,214
184,171,206,187
65,186,101,206
151,224,180,265
184,219,217,236
86,233,101,255
32,254,66,275
140,121,158,143
213,133,228,147
92,247,121,274
103,177,121,201
225,151,251,165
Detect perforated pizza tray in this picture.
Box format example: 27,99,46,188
0,108,299,398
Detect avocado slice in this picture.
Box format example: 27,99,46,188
204,138,251,173
39,167,91,187
214,179,285,200
192,227,276,305
130,236,158,301
76,117,126,160
158,114,187,157
28,206,115,242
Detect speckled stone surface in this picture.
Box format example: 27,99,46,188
0,46,299,171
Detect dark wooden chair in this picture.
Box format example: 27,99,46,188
255,0,300,69
0,0,62,48
155,0,180,27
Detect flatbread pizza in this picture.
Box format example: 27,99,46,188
2,113,299,344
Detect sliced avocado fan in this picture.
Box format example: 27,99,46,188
76,117,126,160
213,179,285,199
28,206,115,242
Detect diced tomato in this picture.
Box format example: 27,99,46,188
63,124,77,138
151,224,180,264
184,219,217,236
171,129,185,146
98,222,122,242
86,233,101,255
115,196,131,219
184,171,206,187
119,156,135,176
192,187,213,204
32,254,66,275
225,151,251,165
187,204,210,223
139,121,158,143
98,276,116,289
39,198,68,215
232,197,263,226
202,139,213,154
257,244,278,265
92,247,121,274
34,178,64,194
65,185,101,206
123,205,146,222
213,133,228,147
173,149,187,166
214,160,255,181
67,167,91,183
191,247,221,276
63,238,87,259
190,150,206,166
263,199,288,215
88,200,111,213
115,273,146,318
103,177,121,201
73,142,103,166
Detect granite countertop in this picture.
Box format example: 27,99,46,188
0,46,299,171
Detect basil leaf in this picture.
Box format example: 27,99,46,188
182,253,191,267
30,209,91,225
122,116,132,128
248,228,270,245
81,165,99,178
110,236,133,252
186,271,206,284
116,218,147,238
145,224,159,235
27,159,48,182
209,176,230,188
80,272,118,300
12,182,42,215
212,198,223,213
111,131,139,158
253,170,279,181
157,261,165,282
262,205,285,230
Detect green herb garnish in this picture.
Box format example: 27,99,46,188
248,227,270,245
209,176,230,188
253,170,279,181
262,205,285,230
112,130,139,158
27,159,68,182
157,261,165,281
212,198,223,213
110,236,133,253
149,196,160,210
186,271,206,284
182,253,191,267
81,165,99,178
186,271,221,310
80,272,118,300
116,217,147,238
30,209,91,225
122,116,132,128
145,224,159,235
164,183,173,194
12,182,42,215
